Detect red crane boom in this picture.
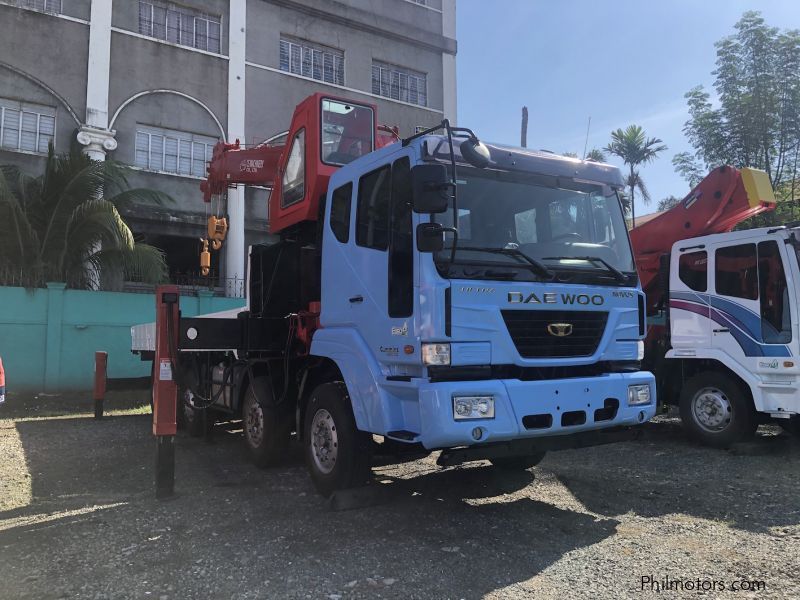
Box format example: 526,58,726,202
630,165,777,314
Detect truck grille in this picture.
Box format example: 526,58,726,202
501,310,608,358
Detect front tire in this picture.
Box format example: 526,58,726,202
242,376,292,467
679,372,757,447
304,382,372,497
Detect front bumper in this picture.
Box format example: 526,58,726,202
416,371,656,449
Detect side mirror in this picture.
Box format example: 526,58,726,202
412,164,452,213
416,222,445,253
460,138,491,169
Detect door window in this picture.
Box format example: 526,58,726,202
281,128,305,207
758,241,792,343
329,183,352,243
678,251,707,292
356,165,391,250
715,244,758,300
389,157,413,317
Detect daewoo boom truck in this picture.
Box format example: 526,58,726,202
632,166,800,446
132,93,656,496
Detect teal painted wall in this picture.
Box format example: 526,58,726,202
0,284,245,392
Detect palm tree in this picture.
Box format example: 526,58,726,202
585,148,607,162
0,146,169,290
604,125,667,227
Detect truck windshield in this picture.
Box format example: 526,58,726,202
435,169,636,284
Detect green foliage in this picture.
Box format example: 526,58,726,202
604,125,667,224
657,195,681,212
585,148,607,162
0,146,170,290
678,11,800,206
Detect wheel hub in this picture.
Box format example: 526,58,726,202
692,387,732,432
310,408,338,475
245,394,264,447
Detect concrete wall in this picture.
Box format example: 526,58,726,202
0,284,245,391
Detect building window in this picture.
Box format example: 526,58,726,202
134,126,217,178
12,0,61,14
279,37,344,86
0,98,55,154
372,62,427,106
138,1,222,54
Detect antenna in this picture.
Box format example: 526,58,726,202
582,116,591,159
521,106,528,148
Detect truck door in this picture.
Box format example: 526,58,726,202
710,241,762,359
670,248,711,350
346,154,417,368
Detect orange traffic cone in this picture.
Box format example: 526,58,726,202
0,355,5,405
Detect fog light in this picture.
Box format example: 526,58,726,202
627,384,651,406
422,343,451,366
453,395,495,420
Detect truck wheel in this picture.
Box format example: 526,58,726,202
304,382,372,497
183,388,212,437
679,372,757,447
242,376,291,467
490,452,546,471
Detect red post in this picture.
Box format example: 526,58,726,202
154,285,180,498
93,351,107,418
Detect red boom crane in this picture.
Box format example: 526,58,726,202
630,165,777,315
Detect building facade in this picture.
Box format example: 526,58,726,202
0,0,457,295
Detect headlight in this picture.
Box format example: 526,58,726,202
422,343,451,366
637,340,645,361
627,384,651,406
453,395,495,420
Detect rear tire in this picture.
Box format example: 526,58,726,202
490,452,546,471
242,376,292,467
679,372,757,447
304,382,372,497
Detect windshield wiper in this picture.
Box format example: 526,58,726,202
453,246,554,279
544,255,627,283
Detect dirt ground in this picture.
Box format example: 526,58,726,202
1,391,799,600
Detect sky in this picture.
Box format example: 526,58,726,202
456,0,800,217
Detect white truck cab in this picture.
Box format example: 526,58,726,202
666,225,800,444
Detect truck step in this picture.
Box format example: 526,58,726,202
386,430,419,441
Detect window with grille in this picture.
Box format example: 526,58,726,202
138,1,222,53
279,37,344,86
134,126,217,178
0,98,56,154
12,0,61,14
372,62,427,106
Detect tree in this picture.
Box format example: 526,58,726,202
0,146,169,290
678,11,800,213
585,148,607,162
657,195,681,212
605,125,667,226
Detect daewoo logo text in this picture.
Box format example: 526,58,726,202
508,292,604,306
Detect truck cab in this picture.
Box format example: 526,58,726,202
310,132,656,457
667,226,800,443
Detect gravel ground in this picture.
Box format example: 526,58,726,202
1,392,799,600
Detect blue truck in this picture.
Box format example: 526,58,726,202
132,93,656,496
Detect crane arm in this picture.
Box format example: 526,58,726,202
630,166,777,314
200,140,285,203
